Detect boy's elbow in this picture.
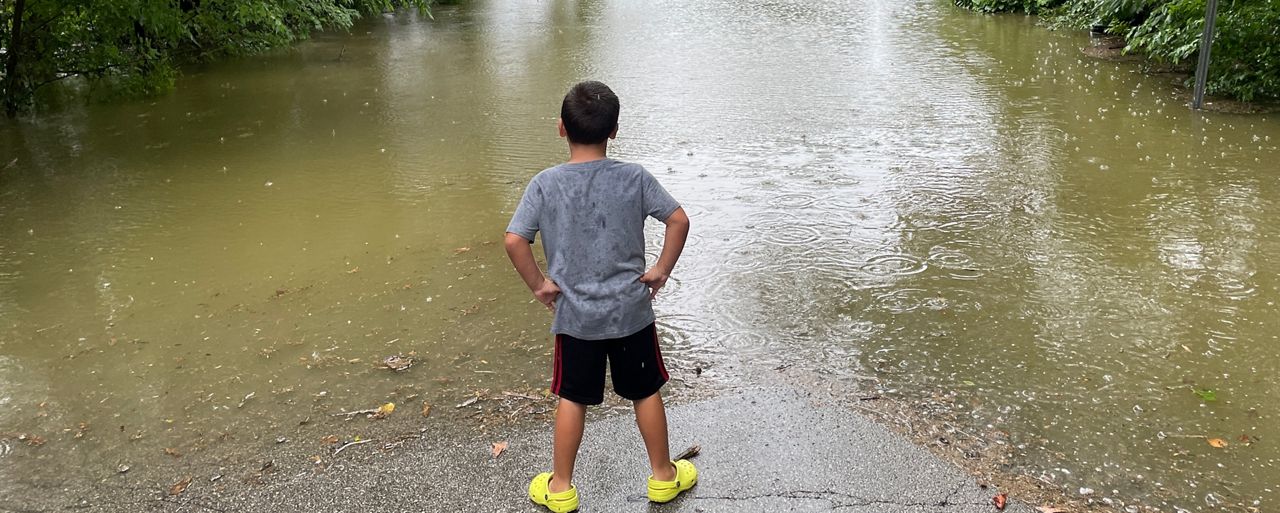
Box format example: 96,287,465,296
666,208,690,228
504,232,532,250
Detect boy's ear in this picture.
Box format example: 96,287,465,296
557,119,567,138
608,125,618,140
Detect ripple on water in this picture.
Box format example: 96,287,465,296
1199,270,1257,301
860,253,927,277
926,245,976,269
744,211,801,229
656,315,721,361
711,330,786,364
759,224,825,248
873,288,928,314
768,192,821,209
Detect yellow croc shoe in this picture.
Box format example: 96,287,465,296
528,472,579,513
647,459,698,503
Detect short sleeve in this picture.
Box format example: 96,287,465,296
641,168,680,221
506,179,542,242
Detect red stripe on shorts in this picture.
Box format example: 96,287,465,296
652,326,669,381
552,334,563,395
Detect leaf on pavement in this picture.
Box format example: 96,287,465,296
993,493,1008,510
674,445,701,460
491,441,508,458
169,476,193,496
1207,438,1228,448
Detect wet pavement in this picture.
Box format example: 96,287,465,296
12,387,1040,513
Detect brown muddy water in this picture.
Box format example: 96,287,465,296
2,0,1279,511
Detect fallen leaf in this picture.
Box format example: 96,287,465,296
993,493,1008,510
1239,434,1253,444
1193,388,1217,402
23,435,46,447
456,396,479,408
321,434,339,445
421,401,432,418
370,402,396,419
1035,507,1065,513
454,246,472,255
163,447,182,457
346,266,360,274
491,441,508,458
1207,438,1228,448
674,445,701,460
169,476,193,496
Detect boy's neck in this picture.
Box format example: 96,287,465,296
566,142,609,164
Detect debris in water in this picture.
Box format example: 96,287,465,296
383,354,415,372
163,447,182,458
238,392,255,408
1207,438,1228,448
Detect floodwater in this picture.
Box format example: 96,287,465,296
2,0,1279,510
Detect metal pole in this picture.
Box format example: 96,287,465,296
1191,0,1220,110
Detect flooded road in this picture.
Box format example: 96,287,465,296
2,0,1279,510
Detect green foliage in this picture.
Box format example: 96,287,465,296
1,0,436,115
955,0,1059,14
954,0,1280,102
1127,0,1280,102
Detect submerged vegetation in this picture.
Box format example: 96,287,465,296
954,0,1280,102
0,0,450,115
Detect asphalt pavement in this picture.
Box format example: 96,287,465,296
130,386,1036,513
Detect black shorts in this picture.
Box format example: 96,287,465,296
551,323,669,406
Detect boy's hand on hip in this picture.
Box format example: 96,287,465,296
639,268,669,300
534,278,561,313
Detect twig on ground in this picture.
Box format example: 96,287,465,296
333,439,376,456
332,408,380,418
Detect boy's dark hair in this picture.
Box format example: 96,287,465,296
561,81,619,145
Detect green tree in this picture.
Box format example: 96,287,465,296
0,0,432,115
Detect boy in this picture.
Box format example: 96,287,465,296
504,81,695,512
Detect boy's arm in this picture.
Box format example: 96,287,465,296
504,232,561,312
639,207,690,299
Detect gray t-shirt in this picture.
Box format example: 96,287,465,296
507,158,681,340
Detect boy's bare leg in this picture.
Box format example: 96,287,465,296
634,392,677,481
550,398,586,493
